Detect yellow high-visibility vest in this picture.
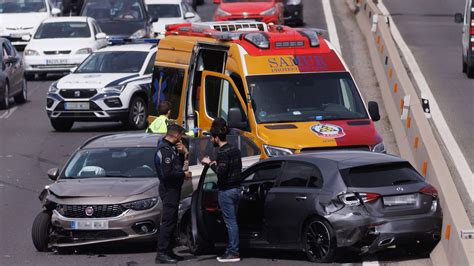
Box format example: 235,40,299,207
146,115,168,133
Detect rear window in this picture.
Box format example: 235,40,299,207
340,162,423,188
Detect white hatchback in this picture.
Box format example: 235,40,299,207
23,16,108,79
145,0,201,38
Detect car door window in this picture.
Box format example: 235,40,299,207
278,161,321,188
243,162,282,182
144,52,156,75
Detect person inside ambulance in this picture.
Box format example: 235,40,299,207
147,101,173,134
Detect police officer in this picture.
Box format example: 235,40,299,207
155,124,192,264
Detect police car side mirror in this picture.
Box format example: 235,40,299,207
47,168,60,181
228,107,247,130
70,66,77,73
454,13,463,23
95,32,107,39
51,7,61,16
368,101,380,122
184,12,195,19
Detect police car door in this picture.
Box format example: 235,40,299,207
184,43,229,133
190,165,227,252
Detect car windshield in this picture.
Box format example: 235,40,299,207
0,0,47,13
247,72,368,124
147,4,181,18
222,0,272,2
81,0,144,21
76,51,148,73
34,22,91,39
62,147,157,179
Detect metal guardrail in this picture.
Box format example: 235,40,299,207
346,0,474,264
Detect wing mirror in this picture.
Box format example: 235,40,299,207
70,66,78,73
184,12,196,19
368,101,380,122
149,16,159,23
95,32,107,39
21,35,31,41
228,107,247,129
51,7,61,16
47,168,60,181
4,56,19,64
454,13,464,23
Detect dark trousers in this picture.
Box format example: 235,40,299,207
157,185,181,253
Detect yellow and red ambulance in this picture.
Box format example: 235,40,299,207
150,21,385,157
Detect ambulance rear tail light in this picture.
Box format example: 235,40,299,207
244,32,270,49
298,29,323,47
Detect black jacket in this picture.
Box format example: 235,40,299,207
211,143,242,190
154,138,185,189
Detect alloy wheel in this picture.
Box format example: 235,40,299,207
132,100,145,126
306,221,331,261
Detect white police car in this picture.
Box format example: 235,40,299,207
46,43,157,131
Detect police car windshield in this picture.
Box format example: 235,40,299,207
147,4,181,18
34,22,91,39
82,0,145,21
0,0,47,14
76,51,148,73
62,148,157,179
247,72,368,124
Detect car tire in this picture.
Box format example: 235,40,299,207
467,63,474,79
50,119,74,132
14,79,28,104
25,73,35,81
0,82,10,110
462,58,467,73
302,217,337,263
125,96,148,130
32,211,52,252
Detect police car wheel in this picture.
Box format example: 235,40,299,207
50,119,74,132
31,211,51,252
126,96,148,130
14,79,27,104
0,83,9,110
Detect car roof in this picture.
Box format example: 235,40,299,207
42,16,90,23
97,43,156,52
266,151,406,169
82,133,161,149
145,0,183,4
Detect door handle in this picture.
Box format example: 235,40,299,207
295,195,307,201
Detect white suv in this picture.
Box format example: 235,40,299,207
46,43,157,131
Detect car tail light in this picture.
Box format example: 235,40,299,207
338,192,380,206
419,184,438,198
359,192,381,203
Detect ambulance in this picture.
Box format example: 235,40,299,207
150,21,385,157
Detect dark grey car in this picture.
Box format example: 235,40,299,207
1,38,27,109
178,151,442,262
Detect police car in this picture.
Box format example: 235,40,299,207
46,43,157,131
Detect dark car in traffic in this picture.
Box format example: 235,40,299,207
80,0,156,41
284,0,303,26
178,151,442,262
1,38,27,109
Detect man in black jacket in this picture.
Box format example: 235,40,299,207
201,118,242,263
155,124,192,264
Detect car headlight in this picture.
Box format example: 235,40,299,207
263,145,295,157
103,85,124,94
371,141,386,153
130,29,147,39
260,7,277,16
122,197,158,210
49,81,59,93
286,0,301,5
216,7,231,17
76,48,93,54
24,49,39,56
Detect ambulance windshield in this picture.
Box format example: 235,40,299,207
247,72,368,124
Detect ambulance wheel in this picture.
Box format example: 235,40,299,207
32,211,51,252
125,96,148,130
50,119,74,132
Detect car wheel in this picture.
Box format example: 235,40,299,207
32,211,52,252
25,73,35,81
14,79,28,104
50,119,74,132
467,63,474,78
125,96,148,130
0,82,10,109
462,58,467,73
302,217,336,263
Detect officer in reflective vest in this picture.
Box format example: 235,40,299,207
146,101,172,134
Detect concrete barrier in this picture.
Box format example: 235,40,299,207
346,0,474,264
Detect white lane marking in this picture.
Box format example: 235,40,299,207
0,111,7,119
322,0,342,55
363,261,380,266
378,0,474,201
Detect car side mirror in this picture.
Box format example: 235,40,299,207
454,13,463,23
47,168,60,181
149,16,159,23
368,101,380,122
184,12,195,19
70,66,78,73
21,35,31,41
51,7,61,16
95,32,107,39
213,0,221,4
228,107,247,129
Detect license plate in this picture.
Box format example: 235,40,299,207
9,33,25,38
70,220,109,230
64,102,89,110
383,194,417,206
46,59,68,65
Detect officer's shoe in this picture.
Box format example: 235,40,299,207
167,251,184,261
155,253,177,264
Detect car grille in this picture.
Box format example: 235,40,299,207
57,204,126,218
59,89,97,99
300,145,371,153
44,50,71,55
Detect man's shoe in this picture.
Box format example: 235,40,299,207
167,251,184,261
155,253,178,264
217,252,241,263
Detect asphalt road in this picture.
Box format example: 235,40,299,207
0,0,430,265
